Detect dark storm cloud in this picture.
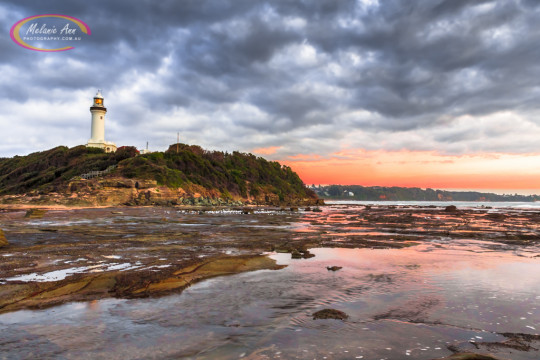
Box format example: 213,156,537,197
250,89,326,126
2,0,540,157
181,17,301,77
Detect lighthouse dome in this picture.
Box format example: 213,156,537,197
94,90,104,99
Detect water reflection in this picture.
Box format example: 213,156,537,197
1,243,539,359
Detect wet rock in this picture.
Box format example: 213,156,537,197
486,213,505,221
38,228,58,232
437,353,501,360
304,207,311,211
274,242,293,253
111,211,124,215
242,208,254,214
290,207,299,212
24,208,47,219
476,332,540,352
312,207,323,212
445,205,458,212
326,266,342,271
291,249,315,259
500,332,540,343
504,232,537,242
312,308,349,320
0,229,8,247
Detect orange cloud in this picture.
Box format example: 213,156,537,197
280,149,540,192
252,146,281,155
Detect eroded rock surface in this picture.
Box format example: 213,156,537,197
0,204,539,315
0,229,7,247
2,176,323,208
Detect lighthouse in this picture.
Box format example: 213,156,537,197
86,90,117,153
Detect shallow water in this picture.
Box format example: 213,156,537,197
1,240,539,359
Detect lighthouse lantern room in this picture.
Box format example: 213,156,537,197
86,90,117,153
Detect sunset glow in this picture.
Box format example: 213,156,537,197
251,146,281,155
279,149,540,193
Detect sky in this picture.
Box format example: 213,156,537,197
1,0,539,194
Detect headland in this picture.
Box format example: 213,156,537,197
0,144,322,207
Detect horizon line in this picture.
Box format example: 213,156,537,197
308,185,539,197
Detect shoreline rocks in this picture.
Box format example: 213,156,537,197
326,266,342,271
291,249,315,259
1,176,324,208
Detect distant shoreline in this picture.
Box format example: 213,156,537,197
312,185,539,202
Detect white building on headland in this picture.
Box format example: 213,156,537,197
86,90,117,153
140,141,152,154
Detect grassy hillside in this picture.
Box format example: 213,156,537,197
0,146,116,194
0,144,317,202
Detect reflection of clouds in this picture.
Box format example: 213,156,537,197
439,262,540,293
273,246,540,302
88,300,100,311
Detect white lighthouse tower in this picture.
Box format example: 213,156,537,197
86,90,117,153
